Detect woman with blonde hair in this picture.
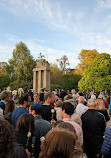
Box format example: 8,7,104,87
39,128,84,158
96,99,110,122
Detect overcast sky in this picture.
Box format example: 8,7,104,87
0,0,111,68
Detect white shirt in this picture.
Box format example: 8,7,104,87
76,103,89,117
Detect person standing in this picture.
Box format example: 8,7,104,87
81,99,106,158
29,105,52,157
61,102,83,146
12,93,31,129
41,92,56,122
0,90,11,114
76,96,89,117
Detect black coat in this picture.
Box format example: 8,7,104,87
97,109,110,122
59,91,67,101
41,105,56,122
7,143,28,158
15,130,33,153
4,112,12,124
81,109,106,157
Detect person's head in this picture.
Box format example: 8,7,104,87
29,105,42,116
87,89,89,92
53,120,64,128
64,99,77,110
87,99,96,109
71,89,76,95
78,96,85,104
33,93,40,103
16,113,34,135
56,122,82,151
96,99,105,111
56,122,76,134
61,102,74,119
98,94,104,99
91,94,96,101
19,93,31,108
90,91,94,96
44,92,55,104
4,99,15,115
55,100,63,107
0,90,11,102
39,128,83,158
64,94,73,101
62,88,65,91
78,92,84,96
0,119,14,158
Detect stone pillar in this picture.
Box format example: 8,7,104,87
33,71,37,92
38,70,41,93
33,60,50,93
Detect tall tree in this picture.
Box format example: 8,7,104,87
7,42,36,82
0,62,7,75
56,55,70,73
75,49,99,75
78,53,111,92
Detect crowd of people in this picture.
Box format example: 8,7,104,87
0,88,111,158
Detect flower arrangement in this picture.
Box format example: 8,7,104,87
12,90,17,96
18,88,24,97
6,86,11,92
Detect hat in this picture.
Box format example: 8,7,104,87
34,103,42,108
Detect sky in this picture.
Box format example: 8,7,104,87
0,0,111,68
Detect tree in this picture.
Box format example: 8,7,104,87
0,62,7,75
50,64,63,89
7,42,36,82
61,73,82,90
78,53,111,92
50,64,81,91
6,42,36,90
0,74,10,90
0,62,10,90
75,49,99,75
56,55,70,73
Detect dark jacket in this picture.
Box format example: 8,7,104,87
35,115,52,138
15,130,33,153
41,105,56,122
4,112,12,124
7,143,28,158
81,109,106,157
101,127,111,158
40,93,44,101
98,109,110,122
60,91,67,101
34,115,52,158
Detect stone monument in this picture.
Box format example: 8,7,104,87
33,59,50,93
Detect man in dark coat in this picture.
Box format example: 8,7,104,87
81,99,106,158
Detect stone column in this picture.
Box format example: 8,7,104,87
38,70,41,93
43,70,47,89
33,71,37,92
33,60,50,93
